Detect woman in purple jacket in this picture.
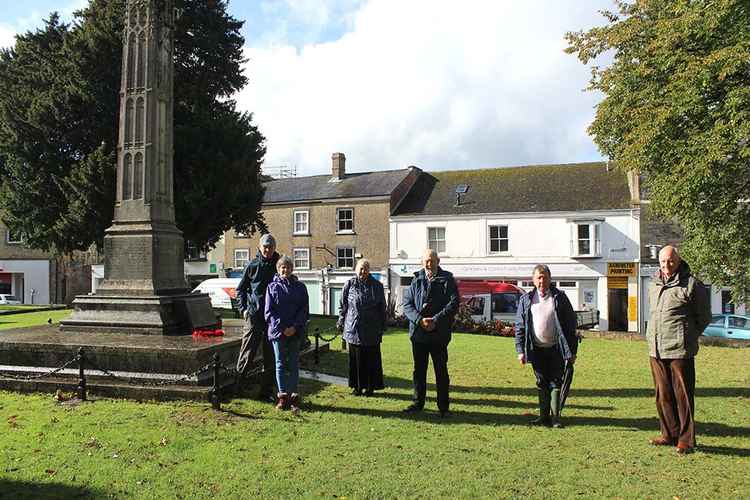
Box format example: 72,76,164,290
264,255,309,413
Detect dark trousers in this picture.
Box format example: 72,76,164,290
531,345,565,391
411,341,450,412
649,356,696,447
348,344,385,393
236,313,275,394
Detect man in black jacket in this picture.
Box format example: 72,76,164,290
402,248,459,417
235,234,280,400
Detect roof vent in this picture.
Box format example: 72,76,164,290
455,184,469,206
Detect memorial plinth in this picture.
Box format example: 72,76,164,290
0,322,244,400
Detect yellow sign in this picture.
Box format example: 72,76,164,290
608,262,636,277
608,276,629,289
628,296,637,321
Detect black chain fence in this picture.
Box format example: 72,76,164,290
0,328,341,410
0,353,80,381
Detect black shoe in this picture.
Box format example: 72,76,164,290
403,403,423,413
439,410,452,418
351,388,363,396
255,390,276,403
364,390,375,397
531,416,552,427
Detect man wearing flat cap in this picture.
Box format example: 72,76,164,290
235,233,280,401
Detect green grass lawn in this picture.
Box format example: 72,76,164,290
0,309,72,330
1,327,748,499
0,305,34,312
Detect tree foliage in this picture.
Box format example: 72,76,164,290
0,0,266,255
566,0,750,300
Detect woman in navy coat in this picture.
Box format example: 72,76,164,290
337,259,387,396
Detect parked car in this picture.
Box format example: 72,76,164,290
0,294,21,305
192,278,240,310
702,314,750,340
457,280,524,324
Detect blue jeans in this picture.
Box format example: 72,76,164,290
272,336,300,394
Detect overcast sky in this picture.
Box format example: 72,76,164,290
0,0,613,176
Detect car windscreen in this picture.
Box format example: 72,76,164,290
710,315,724,325
492,293,519,314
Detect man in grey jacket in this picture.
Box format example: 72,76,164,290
647,245,711,454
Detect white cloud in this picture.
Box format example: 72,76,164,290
237,0,612,176
60,0,89,18
0,25,15,49
0,0,87,49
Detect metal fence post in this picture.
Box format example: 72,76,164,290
314,328,320,365
76,347,87,401
210,353,221,410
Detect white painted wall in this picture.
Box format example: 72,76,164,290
0,260,51,304
390,209,640,331
392,211,639,263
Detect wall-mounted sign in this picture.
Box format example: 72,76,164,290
608,276,629,289
608,262,636,277
628,296,637,321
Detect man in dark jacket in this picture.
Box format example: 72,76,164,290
515,264,578,428
402,249,459,417
235,234,280,400
647,245,710,454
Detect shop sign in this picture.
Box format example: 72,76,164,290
607,276,629,289
608,262,636,277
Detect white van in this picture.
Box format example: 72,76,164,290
192,278,240,310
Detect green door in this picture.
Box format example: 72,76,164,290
329,287,343,316
302,281,321,314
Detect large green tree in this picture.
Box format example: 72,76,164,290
566,0,750,300
0,0,266,255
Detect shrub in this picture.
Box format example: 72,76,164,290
453,302,514,337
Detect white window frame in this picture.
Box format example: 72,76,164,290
293,210,310,235
234,249,250,269
293,248,310,270
427,226,446,255
336,207,354,234
5,230,22,244
571,222,601,257
336,246,355,269
488,224,509,254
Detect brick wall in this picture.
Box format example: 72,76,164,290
225,199,391,272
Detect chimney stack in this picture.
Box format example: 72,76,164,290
627,169,641,205
332,152,346,180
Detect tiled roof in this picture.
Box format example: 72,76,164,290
262,168,416,204
393,162,632,216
